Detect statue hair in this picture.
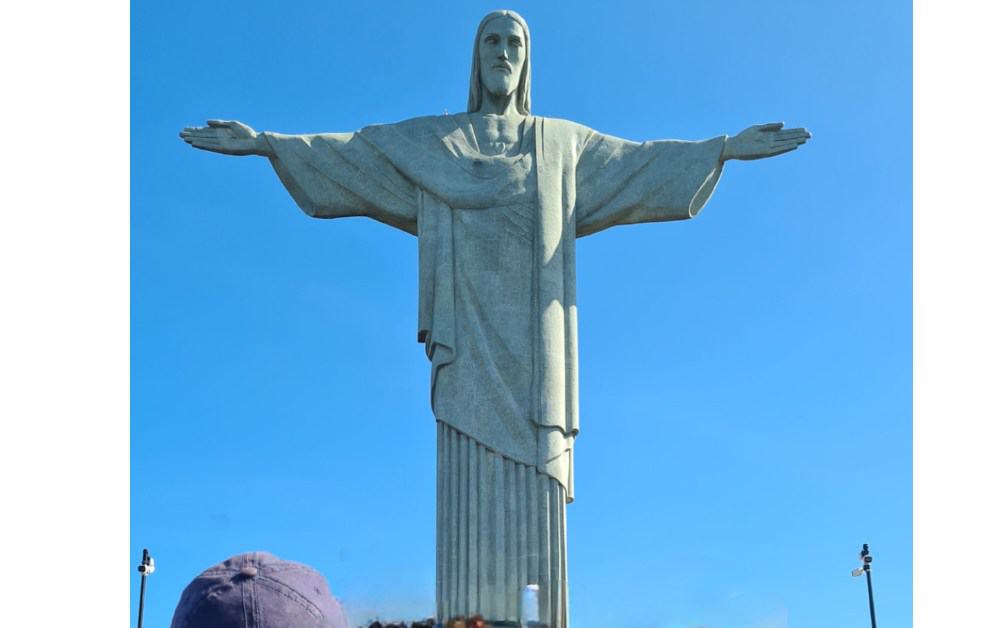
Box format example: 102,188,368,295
467,10,531,115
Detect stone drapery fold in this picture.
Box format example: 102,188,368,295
261,114,726,499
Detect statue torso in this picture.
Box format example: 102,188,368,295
470,113,526,157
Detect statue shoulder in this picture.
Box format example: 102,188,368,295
533,115,590,131
531,116,596,146
359,113,471,140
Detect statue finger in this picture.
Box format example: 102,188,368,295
774,129,809,140
775,132,810,143
755,121,784,132
772,139,805,150
187,133,222,144
772,136,808,148
772,141,801,151
185,130,222,141
207,119,232,127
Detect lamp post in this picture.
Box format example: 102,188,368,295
850,543,877,628
136,548,155,628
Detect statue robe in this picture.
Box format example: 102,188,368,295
261,114,725,626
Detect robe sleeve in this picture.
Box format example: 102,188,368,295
260,131,419,235
574,130,727,237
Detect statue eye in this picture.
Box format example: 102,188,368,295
509,38,522,47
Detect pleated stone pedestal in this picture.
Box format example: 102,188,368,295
436,422,568,627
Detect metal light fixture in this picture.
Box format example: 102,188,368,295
851,543,877,628
136,548,155,628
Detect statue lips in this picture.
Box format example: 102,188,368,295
492,63,513,74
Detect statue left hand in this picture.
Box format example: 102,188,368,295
722,122,811,161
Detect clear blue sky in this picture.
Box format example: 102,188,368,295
132,1,911,626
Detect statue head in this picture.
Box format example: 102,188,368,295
467,10,531,115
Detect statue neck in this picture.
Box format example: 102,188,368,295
479,88,520,116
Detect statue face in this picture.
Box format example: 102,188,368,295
477,16,526,101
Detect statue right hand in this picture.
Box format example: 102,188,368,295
179,120,268,156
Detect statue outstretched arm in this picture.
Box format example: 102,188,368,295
722,122,811,161
574,121,811,236
180,120,272,157
180,119,418,234
573,129,727,236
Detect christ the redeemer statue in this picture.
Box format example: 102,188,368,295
181,10,810,627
